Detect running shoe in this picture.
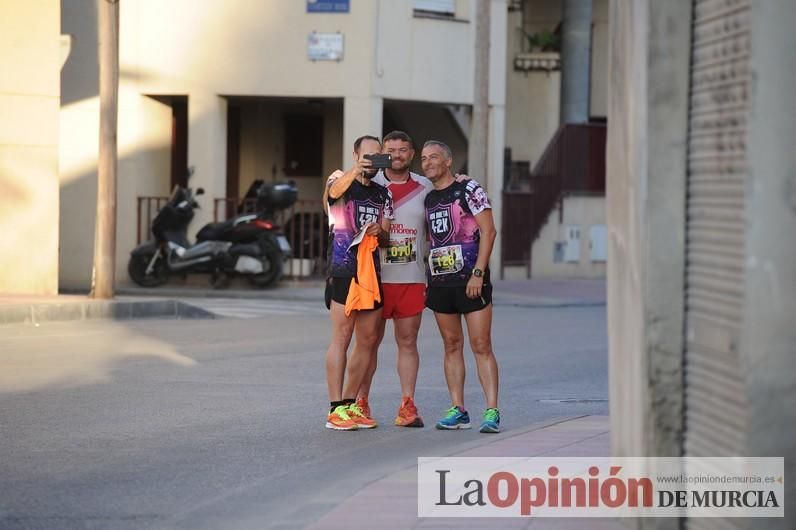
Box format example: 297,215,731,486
347,403,378,429
395,396,424,427
326,405,358,431
479,408,500,433
435,406,471,430
354,396,371,419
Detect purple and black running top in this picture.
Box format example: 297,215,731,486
424,179,491,286
326,179,394,278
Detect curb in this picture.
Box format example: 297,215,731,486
114,284,324,302
0,299,215,327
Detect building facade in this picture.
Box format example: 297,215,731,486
504,0,609,279
608,1,795,529
58,0,510,290
1,0,609,293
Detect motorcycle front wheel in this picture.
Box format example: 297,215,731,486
128,251,169,287
247,245,283,288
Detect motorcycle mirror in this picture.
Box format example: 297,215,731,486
196,187,205,196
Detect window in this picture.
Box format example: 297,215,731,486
414,0,455,16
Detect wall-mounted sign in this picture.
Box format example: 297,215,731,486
308,32,344,61
307,0,350,13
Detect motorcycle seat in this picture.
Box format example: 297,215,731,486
196,219,234,241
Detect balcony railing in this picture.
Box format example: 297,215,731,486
513,51,561,73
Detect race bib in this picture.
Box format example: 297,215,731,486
383,236,417,265
429,245,464,276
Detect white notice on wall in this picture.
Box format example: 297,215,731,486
308,32,344,61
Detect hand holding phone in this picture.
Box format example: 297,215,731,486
363,153,392,169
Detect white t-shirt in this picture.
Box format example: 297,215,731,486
371,171,433,284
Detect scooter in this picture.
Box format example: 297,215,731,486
128,171,297,288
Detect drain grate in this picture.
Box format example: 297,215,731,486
537,398,608,404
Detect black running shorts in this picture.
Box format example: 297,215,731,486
325,276,384,310
425,283,493,314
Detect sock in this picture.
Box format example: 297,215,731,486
343,398,356,405
330,400,346,413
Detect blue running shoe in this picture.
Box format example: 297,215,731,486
435,406,471,430
480,408,500,433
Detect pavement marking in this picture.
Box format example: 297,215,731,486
186,299,328,319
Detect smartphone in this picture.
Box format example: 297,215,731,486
364,153,392,169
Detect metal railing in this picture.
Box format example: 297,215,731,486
136,196,329,279
136,196,170,245
213,197,258,222
213,198,328,279
502,122,607,275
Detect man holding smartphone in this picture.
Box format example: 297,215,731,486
322,135,393,430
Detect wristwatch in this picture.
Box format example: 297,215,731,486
472,268,484,278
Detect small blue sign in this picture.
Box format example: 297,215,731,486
307,0,350,13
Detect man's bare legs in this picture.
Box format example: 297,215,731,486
463,305,499,409
326,302,383,401
325,301,355,402
356,318,386,399
434,305,499,410
394,314,422,398
357,314,422,398
342,307,383,399
434,312,466,408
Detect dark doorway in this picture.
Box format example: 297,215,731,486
170,96,188,189
227,103,241,200
284,114,324,176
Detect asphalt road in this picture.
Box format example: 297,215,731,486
0,299,607,530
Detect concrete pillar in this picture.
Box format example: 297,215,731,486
342,96,382,166
468,0,490,185
187,92,227,236
487,0,507,275
560,0,593,124
743,3,796,525
607,8,691,530
487,105,505,274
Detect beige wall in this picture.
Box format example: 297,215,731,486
505,7,561,165
374,1,474,104
59,0,97,290
60,0,174,290
531,195,606,278
0,0,61,295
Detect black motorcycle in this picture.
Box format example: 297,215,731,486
128,173,297,288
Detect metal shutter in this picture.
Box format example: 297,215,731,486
414,0,455,15
684,1,751,527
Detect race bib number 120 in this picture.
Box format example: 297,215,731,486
429,245,464,276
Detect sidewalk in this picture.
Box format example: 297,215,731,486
0,278,605,326
0,293,213,326
305,415,624,530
